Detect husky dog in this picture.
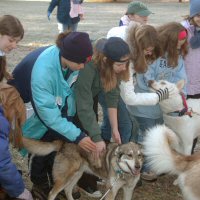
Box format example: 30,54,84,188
23,138,143,200
149,80,200,155
143,125,200,200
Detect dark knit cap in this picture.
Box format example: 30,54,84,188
96,37,130,62
190,0,200,17
60,32,93,63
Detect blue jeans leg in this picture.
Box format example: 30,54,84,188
98,92,133,144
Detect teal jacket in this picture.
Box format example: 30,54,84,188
22,46,82,141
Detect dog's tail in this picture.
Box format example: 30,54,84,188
143,125,190,175
22,137,63,156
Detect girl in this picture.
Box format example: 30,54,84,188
0,15,33,200
128,22,188,181
104,23,170,144
74,37,130,196
75,37,130,147
119,1,152,26
181,0,200,153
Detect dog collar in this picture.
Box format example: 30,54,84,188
167,93,192,117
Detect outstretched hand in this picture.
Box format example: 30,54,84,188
78,136,97,152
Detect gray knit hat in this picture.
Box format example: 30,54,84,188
126,1,152,16
190,0,200,17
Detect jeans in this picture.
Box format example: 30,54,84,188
98,92,138,144
133,115,164,172
57,22,78,33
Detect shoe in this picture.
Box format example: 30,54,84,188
141,171,157,182
78,186,102,198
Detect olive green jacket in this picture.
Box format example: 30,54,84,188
74,61,120,142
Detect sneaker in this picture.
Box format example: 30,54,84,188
141,171,157,182
78,186,102,198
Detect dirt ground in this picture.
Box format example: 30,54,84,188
1,0,197,199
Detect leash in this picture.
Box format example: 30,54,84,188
99,176,120,200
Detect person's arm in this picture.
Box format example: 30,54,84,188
108,107,121,144
47,0,59,19
120,65,159,105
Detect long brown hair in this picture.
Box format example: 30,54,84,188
183,15,198,27
93,38,129,92
157,22,188,67
127,23,161,73
0,15,24,82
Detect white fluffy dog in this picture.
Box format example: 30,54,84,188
143,125,200,200
149,80,200,155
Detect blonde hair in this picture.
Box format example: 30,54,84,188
157,22,188,67
0,15,24,82
93,38,129,92
127,24,161,73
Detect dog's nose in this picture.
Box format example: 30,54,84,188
135,164,141,170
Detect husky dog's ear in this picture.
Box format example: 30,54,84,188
176,80,185,91
115,146,122,157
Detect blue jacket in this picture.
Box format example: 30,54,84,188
127,55,187,119
8,46,85,155
0,106,24,197
48,0,71,24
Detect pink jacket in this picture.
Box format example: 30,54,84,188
70,1,84,18
182,20,200,95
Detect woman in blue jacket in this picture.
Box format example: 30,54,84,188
8,31,97,199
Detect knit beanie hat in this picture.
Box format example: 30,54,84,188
96,37,130,62
60,32,93,63
190,0,200,17
126,1,152,16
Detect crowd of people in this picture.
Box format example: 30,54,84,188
0,0,200,199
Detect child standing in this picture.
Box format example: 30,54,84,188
181,0,200,153
119,1,152,26
0,15,33,200
128,22,188,181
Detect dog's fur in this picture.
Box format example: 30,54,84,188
0,83,26,149
149,80,200,155
23,138,143,200
143,125,200,200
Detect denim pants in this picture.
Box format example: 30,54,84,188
98,92,138,144
133,115,164,172
57,22,78,33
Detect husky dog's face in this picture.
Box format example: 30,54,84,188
148,80,179,94
115,142,143,176
148,79,185,113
